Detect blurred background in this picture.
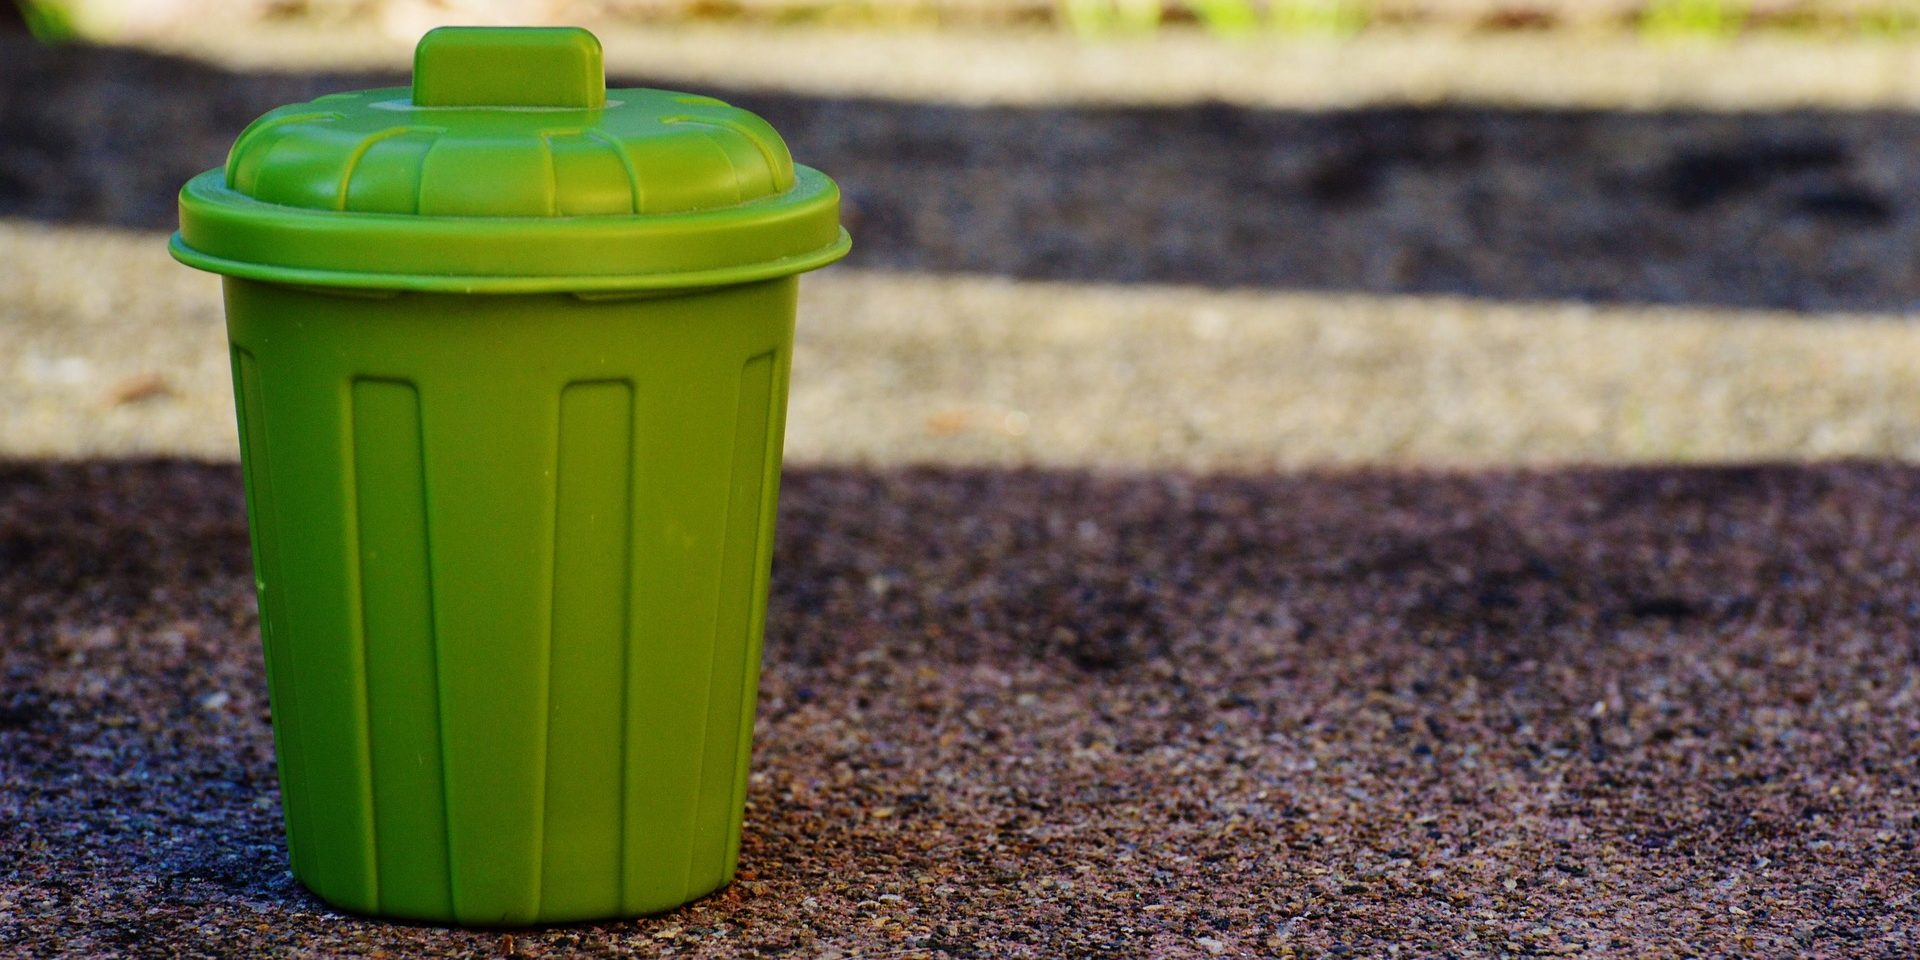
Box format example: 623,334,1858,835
10,0,1920,470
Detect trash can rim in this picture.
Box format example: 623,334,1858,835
171,165,849,294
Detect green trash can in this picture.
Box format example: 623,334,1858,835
169,26,849,926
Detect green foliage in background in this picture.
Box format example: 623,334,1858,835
16,0,82,43
1060,0,1164,34
1860,1,1920,36
1639,0,1747,39
1055,1,1920,39
1268,0,1366,36
1062,0,1364,37
17,0,1920,43
1187,0,1261,36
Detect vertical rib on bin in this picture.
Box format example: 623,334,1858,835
425,377,560,924
351,379,452,919
232,346,315,879
540,380,635,919
621,331,756,914
686,352,776,895
725,344,792,874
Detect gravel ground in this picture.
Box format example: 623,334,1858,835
4,459,1919,957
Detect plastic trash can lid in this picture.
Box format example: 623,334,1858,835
171,26,849,293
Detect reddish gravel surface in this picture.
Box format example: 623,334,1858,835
3,459,1918,957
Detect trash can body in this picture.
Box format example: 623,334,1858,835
225,277,797,924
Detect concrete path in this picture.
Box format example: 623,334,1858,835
8,220,1920,467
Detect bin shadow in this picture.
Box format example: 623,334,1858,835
3,457,1919,953
6,33,1920,312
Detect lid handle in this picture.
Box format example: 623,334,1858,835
412,26,606,109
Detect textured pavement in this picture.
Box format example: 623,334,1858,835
4,459,1920,957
